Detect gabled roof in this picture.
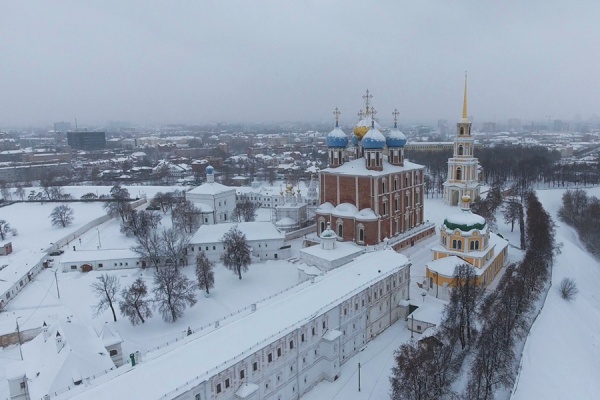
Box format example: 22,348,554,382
11,319,115,400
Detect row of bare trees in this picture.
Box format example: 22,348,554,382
558,188,600,257
391,191,558,400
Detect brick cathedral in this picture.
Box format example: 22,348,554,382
316,92,435,248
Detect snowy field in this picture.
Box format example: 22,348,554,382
511,187,600,400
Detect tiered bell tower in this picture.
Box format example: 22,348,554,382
443,73,482,205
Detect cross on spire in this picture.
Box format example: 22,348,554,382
462,71,468,121
358,109,365,120
333,107,341,128
370,107,377,128
392,108,400,129
362,89,373,115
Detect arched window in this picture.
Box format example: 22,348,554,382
470,240,475,250
382,200,388,216
394,177,398,191
460,127,464,135
452,240,457,249
358,228,364,242
457,240,462,250
382,179,386,193
456,167,462,181
395,197,399,212
320,220,325,234
337,222,343,238
458,145,464,155
475,241,479,250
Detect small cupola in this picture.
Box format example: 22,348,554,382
327,108,348,168
206,165,215,183
362,109,385,171
320,222,338,250
386,108,407,166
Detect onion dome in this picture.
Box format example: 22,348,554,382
361,126,386,149
352,134,359,146
326,127,349,148
386,128,407,148
354,117,382,140
206,165,214,175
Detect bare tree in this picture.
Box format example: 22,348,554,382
0,180,11,200
153,265,197,323
233,199,257,222
13,184,25,201
171,200,201,233
0,220,11,240
161,228,190,269
195,250,215,296
132,229,164,269
104,185,132,222
91,274,121,322
559,277,578,301
120,209,161,237
444,263,485,350
390,336,458,400
221,226,251,279
119,277,153,325
50,204,74,227
502,200,522,233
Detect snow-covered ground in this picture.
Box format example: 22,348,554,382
1,186,591,400
511,187,600,400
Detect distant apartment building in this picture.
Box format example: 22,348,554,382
67,131,106,150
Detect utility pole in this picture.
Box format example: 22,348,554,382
54,270,60,299
16,317,23,361
358,361,361,392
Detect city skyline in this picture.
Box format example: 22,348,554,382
2,1,600,126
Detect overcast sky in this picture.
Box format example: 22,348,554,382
2,0,600,127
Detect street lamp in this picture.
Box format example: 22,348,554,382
97,228,101,248
54,270,60,299
15,317,23,361
358,345,367,392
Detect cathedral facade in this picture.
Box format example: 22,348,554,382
316,96,434,247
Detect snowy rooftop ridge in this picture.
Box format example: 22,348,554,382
67,250,409,400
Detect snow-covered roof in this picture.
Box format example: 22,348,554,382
60,249,139,264
187,182,235,196
99,324,123,348
67,250,409,400
321,158,423,176
443,208,486,233
275,217,297,227
425,255,480,278
407,296,447,326
300,241,363,262
13,319,115,400
190,222,284,244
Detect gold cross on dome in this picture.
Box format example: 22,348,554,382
370,107,377,127
362,89,373,114
333,107,341,128
392,108,400,128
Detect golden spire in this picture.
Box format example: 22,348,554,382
462,71,468,121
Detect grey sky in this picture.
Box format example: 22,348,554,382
2,0,600,127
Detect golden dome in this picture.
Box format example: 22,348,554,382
353,117,372,140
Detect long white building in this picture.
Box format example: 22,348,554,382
65,249,411,400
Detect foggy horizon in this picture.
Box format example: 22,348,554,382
2,1,600,128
